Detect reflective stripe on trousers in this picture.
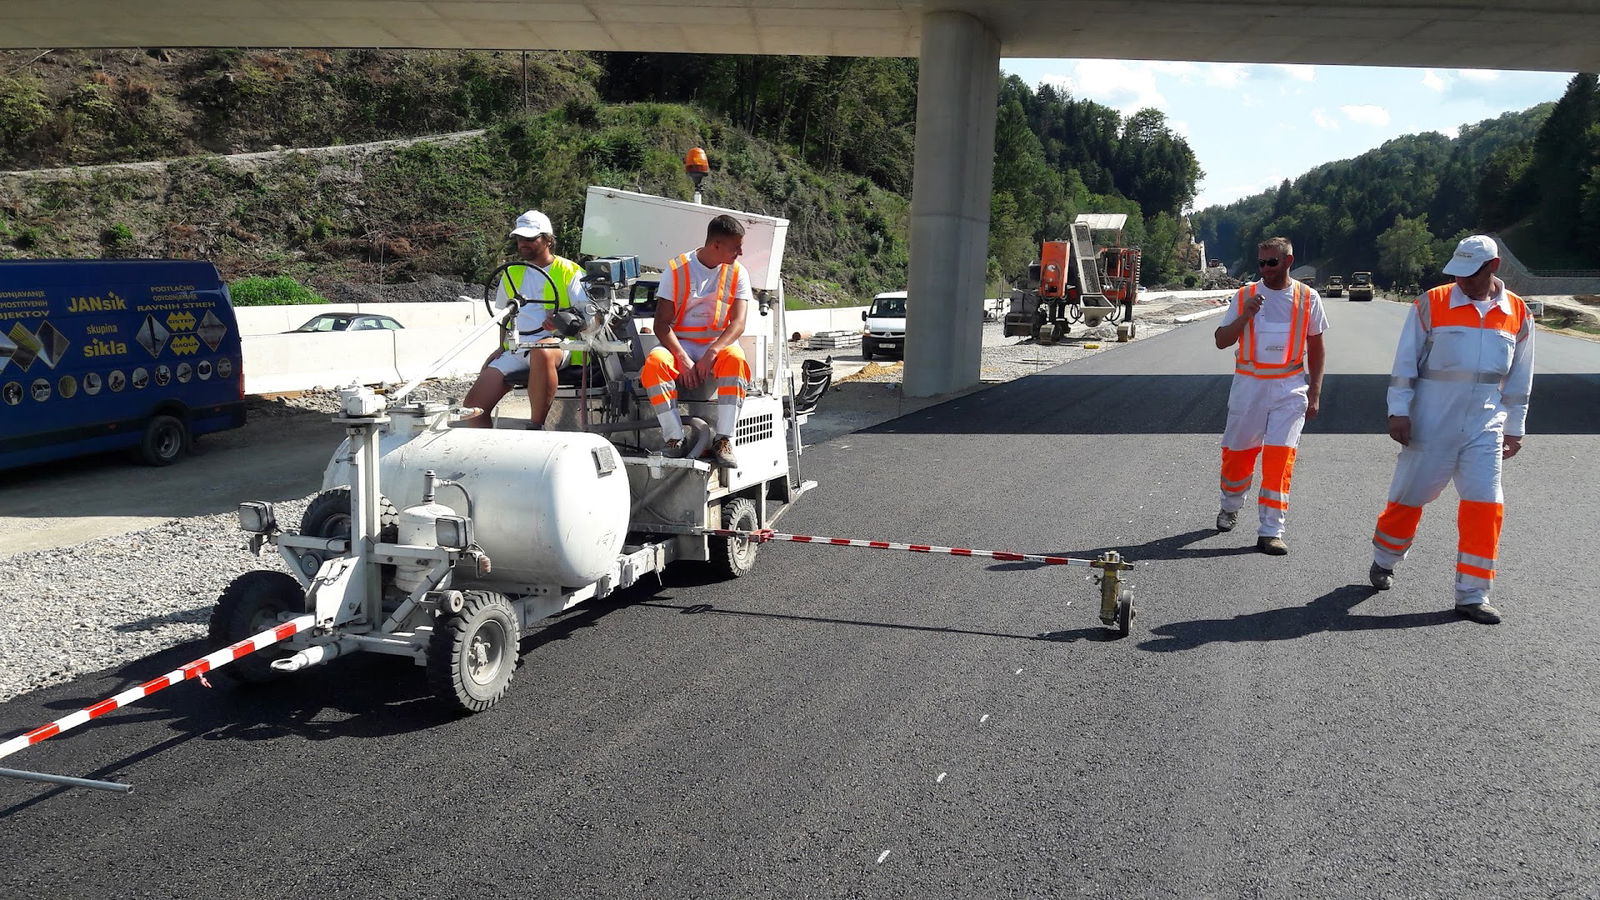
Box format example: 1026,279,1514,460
639,345,750,408
1371,429,1505,602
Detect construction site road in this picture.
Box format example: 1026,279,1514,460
1,300,1597,898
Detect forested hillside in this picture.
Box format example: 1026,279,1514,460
1194,73,1600,285
0,48,1201,299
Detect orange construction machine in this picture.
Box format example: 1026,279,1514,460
1003,214,1141,344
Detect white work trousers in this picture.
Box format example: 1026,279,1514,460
1373,428,1504,604
1219,375,1308,537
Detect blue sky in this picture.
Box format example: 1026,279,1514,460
999,59,1576,212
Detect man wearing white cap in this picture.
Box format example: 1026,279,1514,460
1367,234,1535,624
461,209,589,429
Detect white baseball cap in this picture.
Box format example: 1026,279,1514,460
1442,234,1499,276
510,210,553,239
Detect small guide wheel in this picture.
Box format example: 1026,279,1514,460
1114,589,1134,637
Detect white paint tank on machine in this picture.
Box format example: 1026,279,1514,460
376,428,630,587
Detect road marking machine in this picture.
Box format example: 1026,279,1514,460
1,167,1138,793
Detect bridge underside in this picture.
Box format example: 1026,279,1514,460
7,1,1599,396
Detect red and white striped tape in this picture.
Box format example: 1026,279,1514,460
0,614,314,763
704,529,1115,570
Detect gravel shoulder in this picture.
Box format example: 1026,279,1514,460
0,295,1230,704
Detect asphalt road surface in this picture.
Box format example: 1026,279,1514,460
2,301,1597,898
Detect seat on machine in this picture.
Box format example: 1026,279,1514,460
503,363,590,391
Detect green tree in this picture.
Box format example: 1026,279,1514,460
1377,214,1435,286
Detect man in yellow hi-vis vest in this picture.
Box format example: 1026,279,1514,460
461,210,588,429
640,214,752,470
1212,236,1328,555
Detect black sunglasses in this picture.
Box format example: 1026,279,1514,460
1258,257,1282,267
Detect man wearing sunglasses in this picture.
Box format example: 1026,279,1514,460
1366,234,1534,625
1212,237,1328,554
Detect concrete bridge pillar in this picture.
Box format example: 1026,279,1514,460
902,10,1000,398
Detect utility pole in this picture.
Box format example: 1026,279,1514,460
521,51,528,114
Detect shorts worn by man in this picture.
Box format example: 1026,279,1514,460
640,214,752,470
1212,237,1328,555
1368,235,1535,625
461,210,588,429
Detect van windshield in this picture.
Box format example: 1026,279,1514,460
870,296,906,317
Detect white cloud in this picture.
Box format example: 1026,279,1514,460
1458,69,1500,82
1440,125,1461,139
1273,64,1316,82
1170,118,1192,137
1042,59,1169,115
1312,108,1339,130
1204,63,1251,88
1422,69,1448,91
1341,104,1391,126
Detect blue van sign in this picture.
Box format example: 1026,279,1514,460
0,259,246,469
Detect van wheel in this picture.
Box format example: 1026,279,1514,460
139,414,189,466
861,344,873,361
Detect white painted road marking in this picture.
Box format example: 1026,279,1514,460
980,714,990,724
877,850,891,864
936,772,946,783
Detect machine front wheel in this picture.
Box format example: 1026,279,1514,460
428,591,520,714
1115,589,1134,637
297,488,399,575
712,497,760,579
208,571,306,683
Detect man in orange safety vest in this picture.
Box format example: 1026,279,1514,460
1367,235,1535,625
1212,236,1328,555
639,214,753,470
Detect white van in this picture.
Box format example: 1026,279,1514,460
860,290,907,360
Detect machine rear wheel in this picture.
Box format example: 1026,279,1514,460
712,497,760,578
208,571,306,684
428,591,520,714
1115,589,1134,637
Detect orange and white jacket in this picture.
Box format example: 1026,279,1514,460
1386,282,1535,442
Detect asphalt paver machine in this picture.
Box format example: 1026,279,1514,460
1004,213,1141,344
211,187,821,713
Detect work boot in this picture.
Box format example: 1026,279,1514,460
1455,602,1502,625
1256,536,1288,556
1368,562,1394,591
709,435,739,470
1216,509,1238,532
660,438,688,459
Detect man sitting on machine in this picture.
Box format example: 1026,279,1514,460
460,209,588,429
640,214,752,469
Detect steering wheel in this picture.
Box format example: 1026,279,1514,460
483,260,561,320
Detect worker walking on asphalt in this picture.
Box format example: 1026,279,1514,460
1367,235,1535,625
640,214,752,469
1212,237,1328,554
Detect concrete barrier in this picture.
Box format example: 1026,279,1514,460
234,300,492,336
240,300,500,394
785,305,869,335
241,300,869,395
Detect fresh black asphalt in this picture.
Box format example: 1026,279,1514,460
2,300,1597,898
